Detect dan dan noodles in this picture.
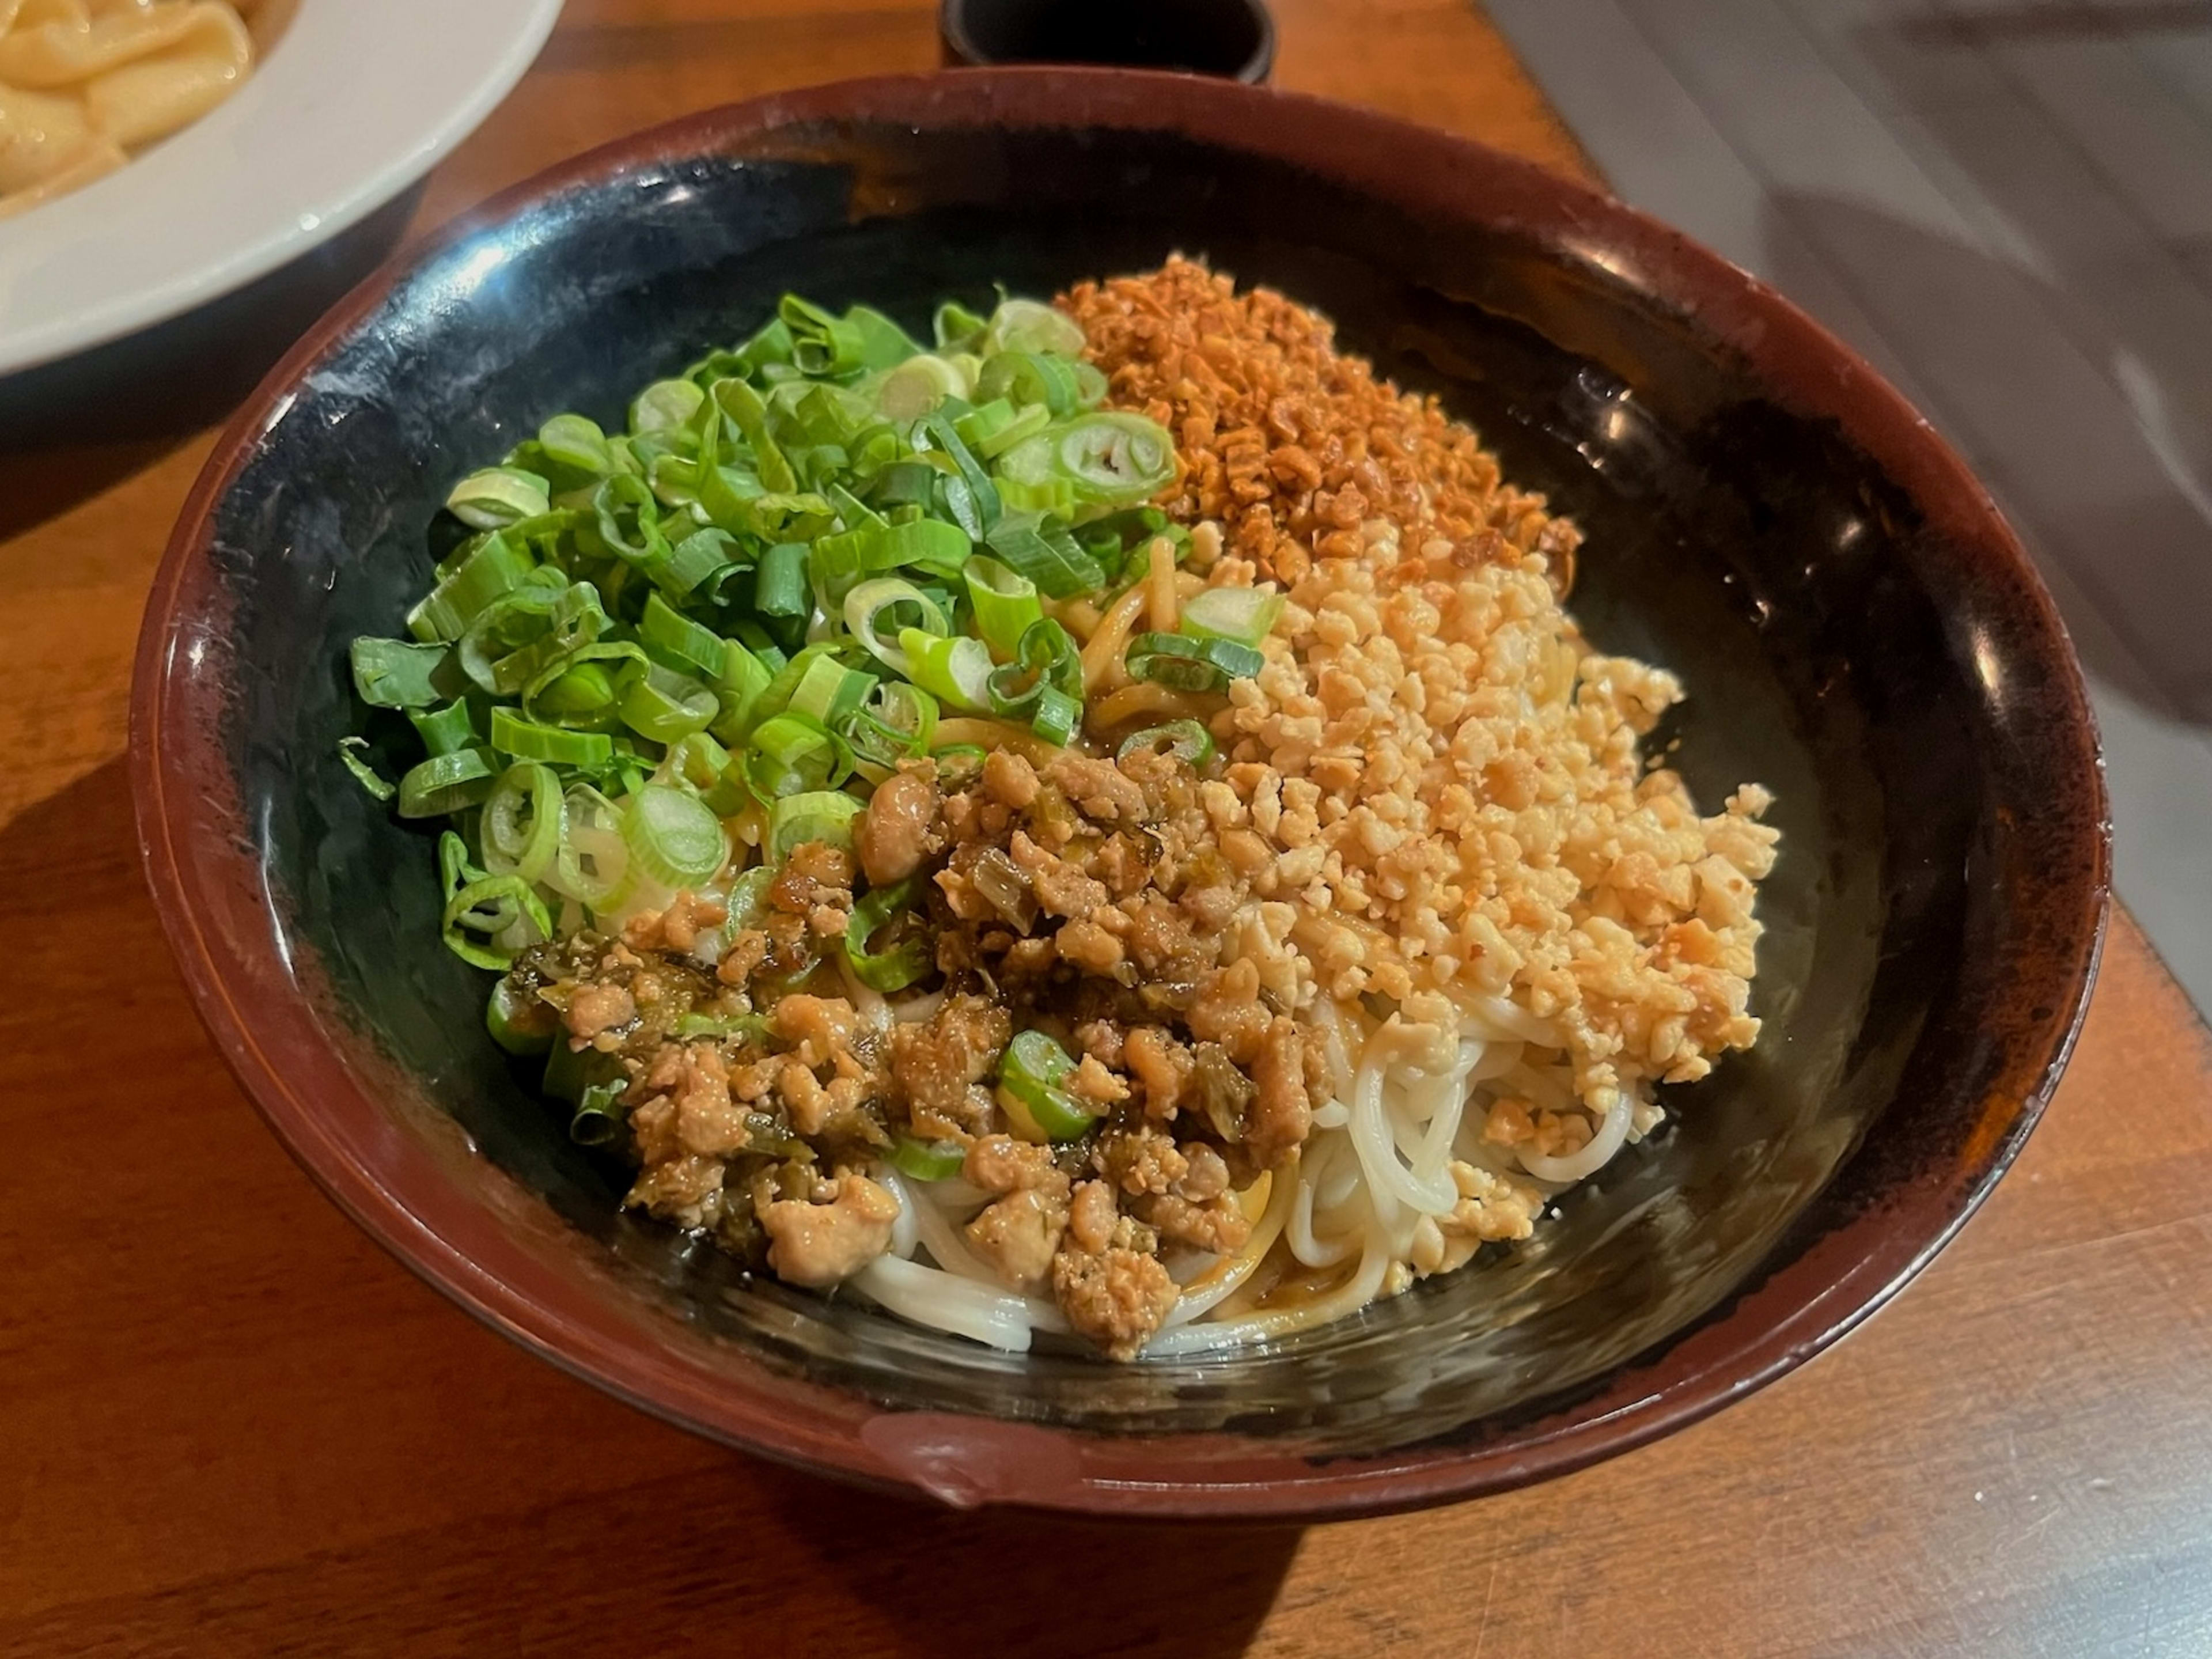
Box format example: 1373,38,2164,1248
341,259,1779,1359
0,0,257,219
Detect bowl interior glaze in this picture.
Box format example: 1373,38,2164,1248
135,72,2106,1518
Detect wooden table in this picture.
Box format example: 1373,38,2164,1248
3,3,2207,1654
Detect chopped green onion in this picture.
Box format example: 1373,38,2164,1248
755,540,809,617
460,581,609,698
490,706,616,767
713,376,799,495
888,1133,966,1181
398,747,498,817
899,628,994,712
779,295,918,377
955,397,1017,450
978,350,1082,417
843,680,939,770
994,475,1077,518
520,641,642,726
487,976,558,1055
441,828,552,970
785,653,876,728
997,412,1177,510
972,401,1052,459
550,785,628,908
844,577,951,676
843,876,933,992
623,783,726,890
540,414,613,476
1118,719,1217,770
639,590,729,680
873,459,937,507
408,699,479,757
986,617,1082,719
406,530,536,642
675,1011,772,1043
663,732,749,816
744,713,851,800
1124,631,1265,693
710,637,775,745
918,412,1000,534
999,1029,1098,1142
874,353,967,419
812,518,972,603
930,742,987,775
631,377,705,435
591,474,673,580
983,298,1085,358
659,528,738,597
1031,687,1081,747
618,660,719,744
349,637,453,708
964,556,1043,659
933,298,989,354
768,789,864,859
447,466,552,531
983,510,1105,599
337,737,395,801
481,762,563,883
1181,585,1284,647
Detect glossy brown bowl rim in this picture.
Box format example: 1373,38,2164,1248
131,67,2110,1520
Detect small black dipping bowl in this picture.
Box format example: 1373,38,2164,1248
942,0,1275,82
134,70,2106,1519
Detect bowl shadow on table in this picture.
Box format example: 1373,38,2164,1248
0,760,1299,1657
0,183,423,544
753,1461,1301,1657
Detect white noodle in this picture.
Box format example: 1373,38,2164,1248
1163,1171,1294,1327
877,1166,921,1260
887,988,946,1024
853,1255,1035,1353
1517,1090,1633,1184
1467,994,1565,1049
904,1184,1006,1290
1350,1032,1458,1215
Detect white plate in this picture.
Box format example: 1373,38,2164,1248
0,0,565,377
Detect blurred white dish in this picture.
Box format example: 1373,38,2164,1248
0,0,563,377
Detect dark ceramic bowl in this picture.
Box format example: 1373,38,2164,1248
132,70,2108,1520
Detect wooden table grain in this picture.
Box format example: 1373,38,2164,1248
2,3,2206,1655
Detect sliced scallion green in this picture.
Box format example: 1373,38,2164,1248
963,555,1043,659
398,747,499,817
899,628,994,712
999,1029,1098,1142
1118,718,1217,770
447,466,552,531
1180,585,1284,648
888,1133,966,1181
744,713,851,799
489,706,616,767
768,789,864,859
481,761,563,884
623,783,726,890
337,737,395,801
350,637,453,709
1123,631,1265,693
843,876,933,992
618,660,719,744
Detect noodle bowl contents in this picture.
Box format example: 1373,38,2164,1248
341,260,1778,1359
0,0,258,219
